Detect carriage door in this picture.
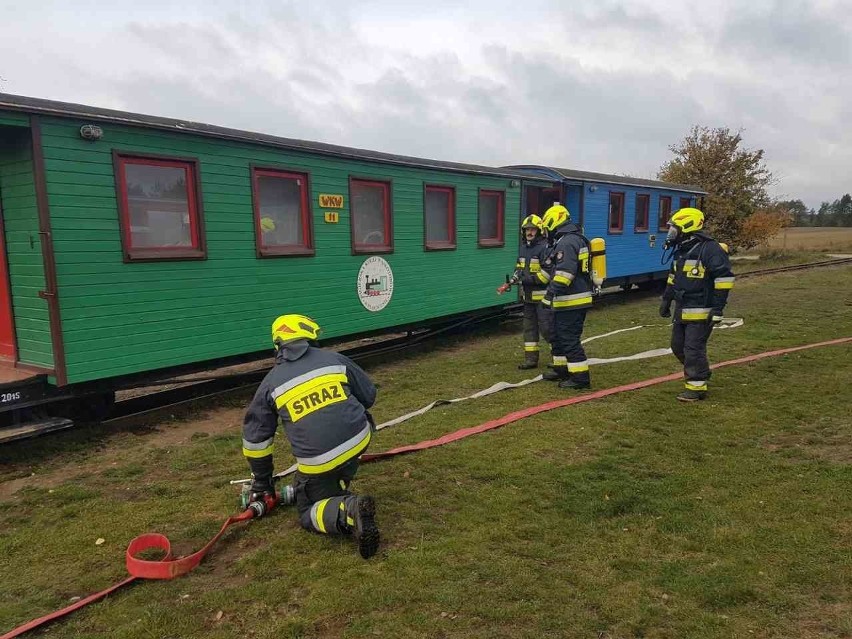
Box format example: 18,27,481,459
0,190,15,358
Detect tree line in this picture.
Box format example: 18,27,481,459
777,196,852,228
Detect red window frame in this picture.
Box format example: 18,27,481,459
478,189,505,247
349,178,393,254
608,191,625,233
113,151,205,261
634,193,650,233
424,185,456,250
250,166,314,257
658,196,672,231
679,196,692,210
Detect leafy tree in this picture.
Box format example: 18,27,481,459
658,126,774,246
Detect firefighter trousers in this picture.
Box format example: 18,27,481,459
671,320,713,391
293,458,360,535
551,309,590,379
522,302,553,363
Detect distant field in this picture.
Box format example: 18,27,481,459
764,227,852,252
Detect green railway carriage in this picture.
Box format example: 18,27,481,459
0,94,551,409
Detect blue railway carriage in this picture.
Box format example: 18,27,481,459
507,165,706,288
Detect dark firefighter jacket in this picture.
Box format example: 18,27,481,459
541,223,593,311
662,232,735,322
242,340,376,476
515,234,549,303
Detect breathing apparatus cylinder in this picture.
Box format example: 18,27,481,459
590,237,607,289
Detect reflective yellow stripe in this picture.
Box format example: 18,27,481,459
537,271,551,284
275,373,348,409
530,264,541,273
530,290,546,301
567,360,589,373
297,429,372,475
714,277,735,289
685,381,707,391
524,342,539,352
553,274,573,285
552,295,592,308
315,499,329,533
552,355,567,366
681,308,711,321
667,274,675,285
275,373,349,421
242,444,274,458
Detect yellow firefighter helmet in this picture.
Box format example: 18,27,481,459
670,207,705,233
541,204,570,233
521,214,543,231
271,314,321,349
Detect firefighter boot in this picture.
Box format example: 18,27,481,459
518,350,539,370
347,495,380,559
542,366,569,382
677,389,706,402
559,371,590,390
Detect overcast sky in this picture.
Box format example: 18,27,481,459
1,0,849,208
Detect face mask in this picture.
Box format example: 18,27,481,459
664,225,680,248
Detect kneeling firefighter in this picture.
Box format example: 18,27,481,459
241,314,381,559
499,214,553,369
659,208,735,402
540,204,595,389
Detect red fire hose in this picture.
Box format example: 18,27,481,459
4,336,850,638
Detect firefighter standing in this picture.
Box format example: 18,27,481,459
659,208,735,402
241,314,381,559
503,214,553,369
540,204,593,389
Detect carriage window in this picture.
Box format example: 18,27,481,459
424,185,456,250
114,153,205,260
679,196,692,210
252,168,314,257
478,190,504,247
659,196,672,230
608,192,625,233
350,178,393,253
635,194,650,232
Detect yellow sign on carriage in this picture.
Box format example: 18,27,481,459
318,194,344,208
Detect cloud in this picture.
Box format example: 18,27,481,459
0,0,849,208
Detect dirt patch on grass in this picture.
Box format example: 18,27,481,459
0,405,244,501
761,420,851,464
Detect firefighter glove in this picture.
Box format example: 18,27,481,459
659,299,672,318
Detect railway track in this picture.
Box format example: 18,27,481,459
6,256,852,440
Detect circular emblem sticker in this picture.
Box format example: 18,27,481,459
357,256,394,312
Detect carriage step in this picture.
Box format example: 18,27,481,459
0,417,74,444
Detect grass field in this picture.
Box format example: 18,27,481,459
762,227,852,252
1,266,851,638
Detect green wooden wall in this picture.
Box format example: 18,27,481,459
0,126,53,368
35,116,536,384
0,112,30,128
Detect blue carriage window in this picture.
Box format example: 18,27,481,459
608,192,624,234
635,194,650,232
659,196,672,231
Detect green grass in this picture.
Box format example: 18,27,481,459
1,266,851,638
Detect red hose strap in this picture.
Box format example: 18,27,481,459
4,336,850,639
1,509,255,639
